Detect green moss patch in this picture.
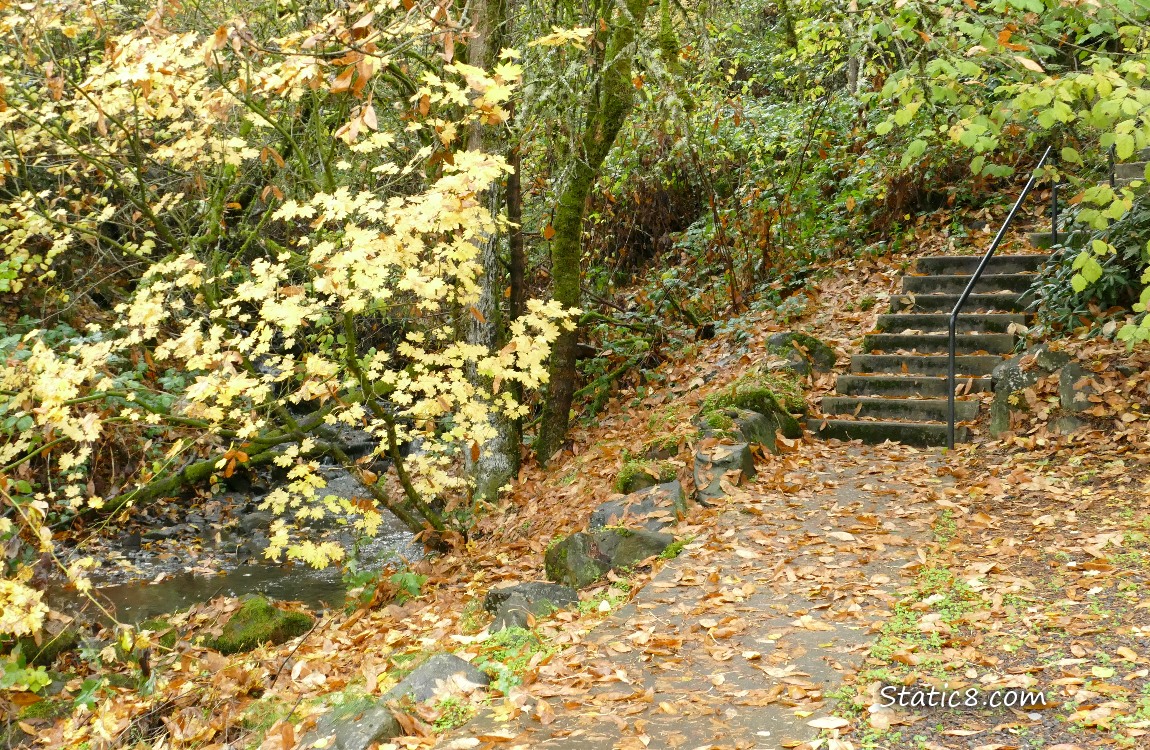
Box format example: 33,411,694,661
700,410,735,430
476,627,556,675
240,695,293,732
433,696,475,732
2,627,79,667
140,618,179,649
702,373,805,426
766,332,837,374
615,460,676,494
757,370,806,414
660,537,691,559
18,696,72,721
702,375,783,418
643,433,684,457
208,596,314,655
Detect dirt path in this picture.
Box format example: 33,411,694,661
442,443,949,750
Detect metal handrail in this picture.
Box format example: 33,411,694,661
947,145,1055,448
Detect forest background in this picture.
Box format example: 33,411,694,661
1,0,1150,725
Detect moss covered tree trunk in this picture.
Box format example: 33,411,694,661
463,0,518,501
535,0,651,463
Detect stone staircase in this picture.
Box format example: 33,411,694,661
808,253,1048,447
809,149,1150,448
808,149,1148,447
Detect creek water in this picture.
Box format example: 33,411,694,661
49,526,418,623
46,465,420,624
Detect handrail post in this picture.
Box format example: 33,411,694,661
947,145,1053,450
947,314,957,449
1051,150,1059,247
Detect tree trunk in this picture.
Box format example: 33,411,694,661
534,0,651,463
463,0,518,502
506,144,526,451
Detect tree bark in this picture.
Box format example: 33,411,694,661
534,0,651,463
463,0,518,502
506,144,526,451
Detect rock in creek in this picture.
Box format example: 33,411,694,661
207,596,314,655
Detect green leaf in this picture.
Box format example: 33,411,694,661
1116,133,1135,160
901,139,928,168
875,121,894,136
971,155,985,175
1061,147,1082,164
894,101,922,126
1082,256,1104,284
1071,273,1088,293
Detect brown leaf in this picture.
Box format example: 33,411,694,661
278,721,295,748
330,66,355,94
534,698,555,725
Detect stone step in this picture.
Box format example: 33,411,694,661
1028,230,1089,250
835,374,992,398
1115,162,1148,181
821,396,979,422
877,313,1027,334
890,292,1029,313
902,273,1034,295
862,332,1015,355
806,418,968,447
914,255,1048,276
851,354,1003,376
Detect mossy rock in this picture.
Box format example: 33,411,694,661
694,442,756,501
757,370,806,415
544,529,673,588
2,626,80,667
701,376,803,442
18,696,73,721
699,411,735,431
208,596,314,655
300,654,489,750
766,332,837,377
590,481,689,532
642,433,684,459
614,460,677,494
544,533,611,588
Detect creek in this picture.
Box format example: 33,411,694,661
46,465,419,623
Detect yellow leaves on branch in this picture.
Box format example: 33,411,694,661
0,0,573,573
0,577,48,638
530,26,595,50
